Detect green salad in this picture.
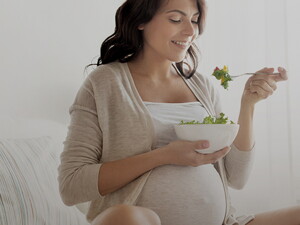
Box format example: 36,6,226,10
179,113,235,125
212,65,232,89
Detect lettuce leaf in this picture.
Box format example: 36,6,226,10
179,113,235,125
212,66,232,89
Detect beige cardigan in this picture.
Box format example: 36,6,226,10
58,62,255,224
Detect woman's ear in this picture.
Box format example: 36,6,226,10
138,24,144,30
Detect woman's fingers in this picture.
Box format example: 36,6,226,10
254,67,288,83
195,146,231,165
250,86,270,99
193,140,210,149
242,66,288,105
256,67,274,74
249,79,276,99
276,66,288,82
166,140,231,167
250,79,277,92
247,67,281,98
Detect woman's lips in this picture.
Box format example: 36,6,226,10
171,40,190,49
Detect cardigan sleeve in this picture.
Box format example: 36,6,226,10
58,77,103,206
224,144,255,189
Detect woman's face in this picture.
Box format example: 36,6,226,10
139,0,200,63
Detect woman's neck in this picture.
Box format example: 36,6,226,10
128,53,176,82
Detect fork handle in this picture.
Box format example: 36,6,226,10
248,72,280,75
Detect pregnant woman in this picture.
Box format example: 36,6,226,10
58,0,299,224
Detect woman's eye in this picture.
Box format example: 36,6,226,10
170,19,198,24
192,17,199,24
170,19,181,23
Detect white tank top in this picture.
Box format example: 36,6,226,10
136,101,226,225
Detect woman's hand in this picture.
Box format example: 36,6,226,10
160,140,230,167
242,67,288,106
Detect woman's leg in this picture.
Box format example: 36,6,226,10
91,204,161,225
247,206,300,225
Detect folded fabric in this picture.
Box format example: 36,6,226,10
0,136,89,225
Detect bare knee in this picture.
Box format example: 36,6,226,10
248,205,300,225
91,204,161,225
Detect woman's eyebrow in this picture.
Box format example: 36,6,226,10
165,9,200,16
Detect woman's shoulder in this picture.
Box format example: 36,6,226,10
88,61,126,82
81,62,131,98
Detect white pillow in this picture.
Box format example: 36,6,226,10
0,136,90,225
0,115,68,139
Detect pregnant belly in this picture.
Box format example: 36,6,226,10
136,164,226,225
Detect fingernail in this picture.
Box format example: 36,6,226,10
202,141,209,148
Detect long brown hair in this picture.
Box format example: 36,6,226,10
94,0,206,79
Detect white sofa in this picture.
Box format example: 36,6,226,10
0,116,90,225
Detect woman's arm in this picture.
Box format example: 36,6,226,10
233,98,255,151
98,148,165,196
99,140,230,196
225,67,287,189
234,67,287,151
58,81,103,206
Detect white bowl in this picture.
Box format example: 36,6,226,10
174,124,239,154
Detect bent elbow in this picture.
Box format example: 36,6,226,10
59,185,77,206
228,180,247,190
61,197,75,207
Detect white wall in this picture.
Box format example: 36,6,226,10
0,0,124,123
287,0,300,204
1,0,299,216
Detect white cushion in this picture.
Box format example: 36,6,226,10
0,115,67,139
0,136,89,225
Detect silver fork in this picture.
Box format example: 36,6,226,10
230,72,280,78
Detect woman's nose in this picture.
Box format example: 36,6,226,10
182,21,196,36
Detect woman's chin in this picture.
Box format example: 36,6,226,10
169,55,186,63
